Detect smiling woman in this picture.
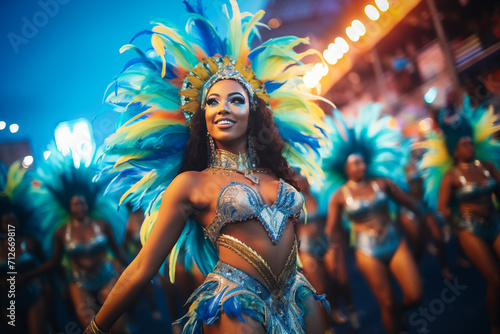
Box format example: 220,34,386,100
83,0,333,333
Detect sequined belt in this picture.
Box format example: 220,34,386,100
217,234,297,298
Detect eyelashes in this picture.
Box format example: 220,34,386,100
206,98,218,106
206,96,246,106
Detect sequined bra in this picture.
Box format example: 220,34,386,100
204,179,303,245
65,223,108,258
455,164,497,202
342,181,388,221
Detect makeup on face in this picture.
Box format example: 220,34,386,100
205,80,250,150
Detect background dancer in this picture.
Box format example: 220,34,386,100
322,106,424,334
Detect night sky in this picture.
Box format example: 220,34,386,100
0,0,267,162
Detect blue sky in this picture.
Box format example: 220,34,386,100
0,0,267,162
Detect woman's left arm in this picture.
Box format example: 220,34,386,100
381,178,422,217
101,220,130,266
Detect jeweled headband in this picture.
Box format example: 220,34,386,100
201,64,255,106
179,55,269,118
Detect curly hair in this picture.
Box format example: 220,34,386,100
180,95,300,190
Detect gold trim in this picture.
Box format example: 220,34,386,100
217,234,297,294
83,317,110,334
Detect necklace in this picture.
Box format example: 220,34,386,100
346,179,366,189
458,160,479,170
206,149,267,184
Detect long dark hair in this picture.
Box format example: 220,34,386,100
180,96,300,190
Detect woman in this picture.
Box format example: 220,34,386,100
322,107,424,334
22,149,129,331
418,103,500,334
0,162,49,334
84,1,330,333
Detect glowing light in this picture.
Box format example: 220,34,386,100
324,43,343,64
54,119,95,168
335,37,349,53
346,26,360,42
424,87,438,104
312,63,329,77
303,72,321,88
22,155,33,168
419,118,433,133
375,0,389,11
0,121,5,130
329,43,343,59
351,20,366,36
43,150,52,160
9,124,19,133
54,125,71,156
365,5,380,20
268,18,282,29
323,49,338,65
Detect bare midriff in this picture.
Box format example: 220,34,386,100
217,219,295,287
459,200,495,221
351,210,393,236
70,252,110,273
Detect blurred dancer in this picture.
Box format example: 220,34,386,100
0,162,49,334
322,106,424,334
418,102,500,334
22,149,129,332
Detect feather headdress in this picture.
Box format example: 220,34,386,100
0,162,38,236
31,145,126,254
414,98,500,214
97,0,331,281
317,104,409,216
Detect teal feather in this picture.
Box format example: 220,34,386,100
317,104,409,216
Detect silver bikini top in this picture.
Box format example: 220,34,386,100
204,179,303,245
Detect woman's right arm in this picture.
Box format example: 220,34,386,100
91,172,200,331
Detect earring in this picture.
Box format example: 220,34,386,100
207,131,216,167
248,131,259,168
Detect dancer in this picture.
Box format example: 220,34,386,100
417,102,500,334
84,1,330,333
0,162,50,334
22,148,129,331
322,106,424,334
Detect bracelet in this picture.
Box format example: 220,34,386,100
84,316,111,334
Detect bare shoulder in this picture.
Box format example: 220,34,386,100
53,224,67,240
331,187,345,205
170,171,208,190
165,171,214,202
441,168,456,185
94,218,111,230
481,160,498,173
372,177,388,190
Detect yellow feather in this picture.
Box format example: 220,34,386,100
151,34,167,78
